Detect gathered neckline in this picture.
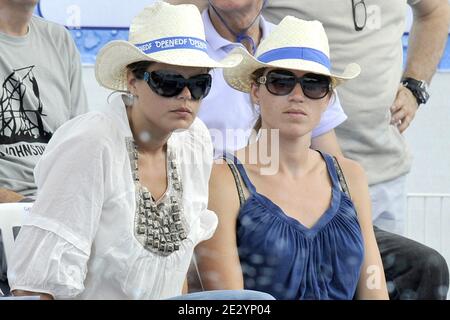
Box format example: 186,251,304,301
234,150,343,238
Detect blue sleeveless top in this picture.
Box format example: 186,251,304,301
226,151,364,300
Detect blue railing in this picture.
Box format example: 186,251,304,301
69,28,129,65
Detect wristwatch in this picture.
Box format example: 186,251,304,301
401,77,430,106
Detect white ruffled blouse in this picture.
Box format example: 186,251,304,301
7,96,218,299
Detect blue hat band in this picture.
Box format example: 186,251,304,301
257,47,331,70
135,36,208,55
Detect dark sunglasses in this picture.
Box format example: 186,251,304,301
142,70,212,100
257,69,332,99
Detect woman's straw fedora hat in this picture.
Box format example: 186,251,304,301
95,1,241,91
223,16,361,93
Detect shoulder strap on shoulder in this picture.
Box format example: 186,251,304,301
223,157,246,207
332,156,351,200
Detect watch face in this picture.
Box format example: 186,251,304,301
419,81,430,104
421,90,430,104
419,80,428,91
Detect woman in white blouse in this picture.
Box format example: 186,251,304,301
7,2,271,300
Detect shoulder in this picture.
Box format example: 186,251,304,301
333,156,368,189
57,111,116,134
31,15,62,29
49,111,121,151
208,159,241,215
210,151,239,192
332,156,371,216
31,16,71,39
35,112,125,178
210,160,234,185
31,16,77,51
334,156,365,176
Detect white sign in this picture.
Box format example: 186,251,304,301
37,0,156,28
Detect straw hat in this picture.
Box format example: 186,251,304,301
223,16,361,93
95,1,240,91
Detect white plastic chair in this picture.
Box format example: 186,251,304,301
0,203,32,266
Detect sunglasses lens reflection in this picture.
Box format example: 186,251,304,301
187,75,212,100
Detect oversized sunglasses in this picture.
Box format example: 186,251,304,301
257,69,332,99
142,70,212,100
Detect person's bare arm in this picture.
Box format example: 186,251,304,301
337,157,389,300
0,188,24,203
12,289,53,300
310,130,343,157
195,162,244,290
405,0,450,83
182,277,189,294
391,0,450,132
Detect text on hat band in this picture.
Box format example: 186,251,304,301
135,36,208,55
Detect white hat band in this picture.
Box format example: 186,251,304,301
135,36,208,55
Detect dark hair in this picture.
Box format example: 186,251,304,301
126,60,154,80
251,67,266,83
107,61,155,103
251,68,266,133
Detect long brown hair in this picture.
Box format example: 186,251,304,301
251,68,266,134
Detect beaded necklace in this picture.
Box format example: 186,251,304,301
126,138,189,256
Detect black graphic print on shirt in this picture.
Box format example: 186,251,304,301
0,66,52,158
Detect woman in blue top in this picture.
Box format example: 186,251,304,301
195,16,389,299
